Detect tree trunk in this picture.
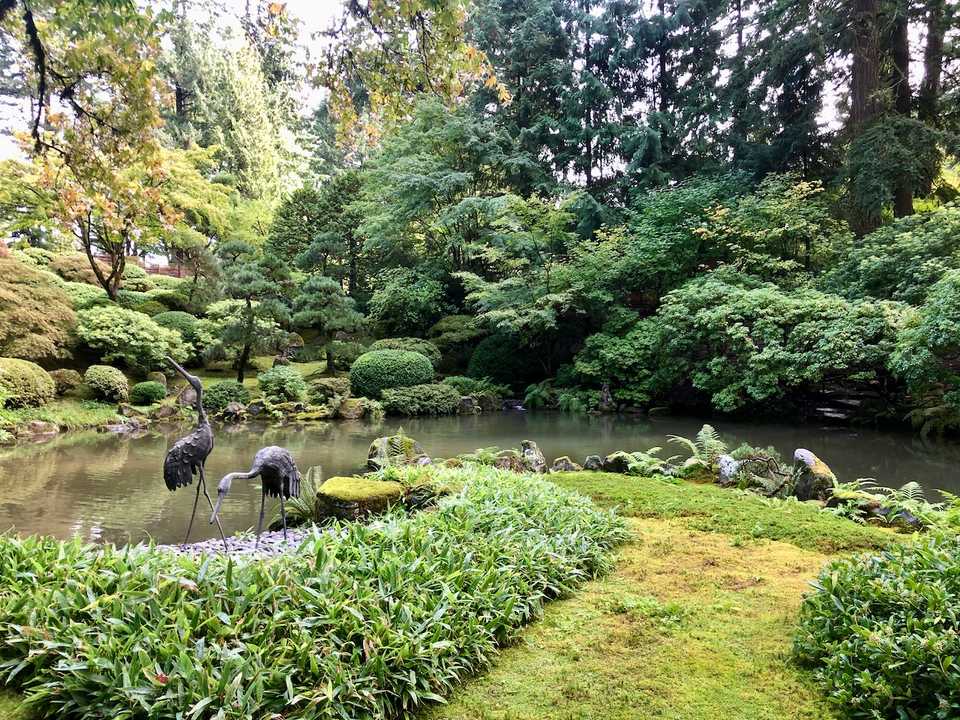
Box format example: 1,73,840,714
236,343,251,384
918,0,945,124
891,1,913,217
850,0,881,134
325,347,335,375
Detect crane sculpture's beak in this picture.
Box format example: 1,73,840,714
210,493,224,525
210,475,233,524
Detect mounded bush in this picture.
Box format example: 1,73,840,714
76,305,188,371
329,340,367,370
61,281,109,309
152,311,199,344
132,300,168,317
350,349,434,399
0,468,626,719
0,358,55,408
116,290,151,309
121,263,153,292
130,381,167,405
204,381,251,413
257,365,307,403
84,365,129,402
369,337,442,367
381,383,461,416
49,368,83,396
795,531,960,718
0,256,76,362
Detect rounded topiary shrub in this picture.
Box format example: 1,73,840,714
0,358,55,408
133,300,168,317
349,349,434,399
84,365,129,403
49,368,83,396
130,381,167,405
369,337,442,367
257,366,307,403
205,381,251,413
153,311,199,343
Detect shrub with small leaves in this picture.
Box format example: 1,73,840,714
328,340,368,370
257,365,307,403
130,381,167,405
132,300,168,317
350,349,434,399
49,369,83,396
370,337,442,367
381,383,462,415
204,381,251,413
76,305,188,371
84,365,129,402
0,358,55,408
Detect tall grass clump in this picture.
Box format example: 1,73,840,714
794,531,960,719
0,467,626,719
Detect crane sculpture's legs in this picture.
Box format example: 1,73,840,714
279,496,288,542
198,467,229,553
255,488,266,549
183,478,203,546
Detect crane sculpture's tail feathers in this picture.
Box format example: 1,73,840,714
163,444,195,491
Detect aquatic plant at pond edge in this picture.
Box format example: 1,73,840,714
0,467,627,719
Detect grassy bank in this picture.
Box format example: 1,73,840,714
0,398,121,440
427,473,895,720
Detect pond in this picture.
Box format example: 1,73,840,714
1,411,958,545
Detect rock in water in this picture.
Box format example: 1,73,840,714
792,449,836,501
494,450,526,472
551,456,583,472
583,455,603,471
458,396,478,415
520,440,547,473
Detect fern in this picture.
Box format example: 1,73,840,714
668,424,728,465
274,465,322,527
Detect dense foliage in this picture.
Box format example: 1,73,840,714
350,350,435,399
369,338,442,368
381,383,462,416
203,380,251,413
47,369,81,396
75,306,188,372
0,468,626,719
795,532,960,719
129,381,167,405
256,365,307,403
0,257,75,362
0,358,55,408
83,365,129,403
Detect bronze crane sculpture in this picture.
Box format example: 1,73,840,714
209,446,301,548
163,357,228,550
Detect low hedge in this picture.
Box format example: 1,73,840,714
795,532,960,718
130,381,166,405
369,337,442,367
382,382,461,416
257,365,307,403
350,349,434,399
0,358,55,408
84,365,129,403
204,380,251,413
0,467,626,719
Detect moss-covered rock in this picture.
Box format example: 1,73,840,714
601,451,634,474
367,431,426,470
792,449,836,501
315,476,405,520
551,456,583,472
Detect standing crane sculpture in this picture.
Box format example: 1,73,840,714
209,446,301,548
163,357,228,551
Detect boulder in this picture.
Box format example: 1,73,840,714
315,476,405,520
220,402,247,423
458,395,478,415
602,451,634,474
337,398,378,420
583,454,603,471
792,449,836,501
177,385,197,407
494,450,526,473
551,456,582,472
247,401,266,417
367,432,425,471
520,440,547,473
19,420,58,437
149,403,178,420
717,454,742,486
146,371,167,390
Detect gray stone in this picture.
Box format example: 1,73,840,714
551,456,583,472
520,440,547,473
717,454,742,486
247,401,266,416
458,395,478,414
792,449,836,501
584,454,603,471
221,402,247,422
20,420,59,437
601,451,633,474
150,404,178,420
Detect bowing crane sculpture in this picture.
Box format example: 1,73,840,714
209,446,301,548
163,357,228,550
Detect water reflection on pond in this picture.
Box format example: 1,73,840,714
1,411,958,545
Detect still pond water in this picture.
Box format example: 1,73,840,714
1,412,958,545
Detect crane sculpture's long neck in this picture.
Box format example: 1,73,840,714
210,466,260,524
195,385,207,426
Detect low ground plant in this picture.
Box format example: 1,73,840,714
795,531,960,719
204,381,251,413
0,468,626,719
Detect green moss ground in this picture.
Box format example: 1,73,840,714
0,397,121,438
0,691,24,718
319,476,405,502
194,357,325,392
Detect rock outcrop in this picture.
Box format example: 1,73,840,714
792,449,836,501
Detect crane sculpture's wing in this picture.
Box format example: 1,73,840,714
163,430,209,491
277,449,301,499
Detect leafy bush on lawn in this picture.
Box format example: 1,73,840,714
328,340,368,370
48,369,82,396
0,467,626,719
83,365,129,402
381,382,461,415
129,381,167,405
257,365,307,403
794,531,960,719
350,349,434,398
204,380,251,413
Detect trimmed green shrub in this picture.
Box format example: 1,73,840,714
257,365,307,403
61,281,109,309
350,349,434,399
130,381,166,405
133,300,168,317
116,290,151,309
0,467,626,719
0,358,55,408
145,288,192,312
84,365,129,402
152,311,199,344
329,340,367,370
11,246,55,268
76,305,188,371
467,334,535,386
795,531,960,718
121,263,153,292
49,369,82,396
0,256,76,362
204,381,251,413
370,337,442,367
381,382,461,415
